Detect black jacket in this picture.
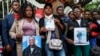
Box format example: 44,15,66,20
0,20,2,36
67,18,89,40
39,15,66,41
2,14,15,48
23,45,41,56
90,19,100,32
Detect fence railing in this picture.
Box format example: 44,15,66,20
0,0,92,19
0,0,26,19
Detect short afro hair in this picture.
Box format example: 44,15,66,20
44,3,52,9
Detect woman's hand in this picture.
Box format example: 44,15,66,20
16,34,22,42
40,27,47,32
16,34,22,39
41,35,45,39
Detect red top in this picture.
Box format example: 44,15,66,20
14,13,20,20
89,23,100,37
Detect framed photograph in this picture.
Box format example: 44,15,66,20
45,19,55,31
22,36,42,56
74,28,88,45
97,20,100,24
22,35,42,51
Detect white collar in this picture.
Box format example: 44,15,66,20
76,19,81,21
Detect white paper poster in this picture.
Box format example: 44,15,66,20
74,28,88,45
45,19,55,31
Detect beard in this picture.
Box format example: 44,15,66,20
13,9,20,13
30,44,35,48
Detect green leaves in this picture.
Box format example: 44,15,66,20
84,2,100,11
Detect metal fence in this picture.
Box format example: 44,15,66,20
0,0,92,19
0,0,26,19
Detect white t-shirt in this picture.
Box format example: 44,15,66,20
30,48,34,54
76,19,81,26
75,19,90,45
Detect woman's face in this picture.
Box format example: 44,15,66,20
25,6,33,18
69,12,74,19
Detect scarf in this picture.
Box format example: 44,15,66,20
46,20,60,44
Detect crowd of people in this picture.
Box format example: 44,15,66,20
0,0,100,56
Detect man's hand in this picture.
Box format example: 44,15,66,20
5,44,12,52
54,18,60,25
69,26,74,30
66,38,74,45
54,18,64,30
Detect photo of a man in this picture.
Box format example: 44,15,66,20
23,36,41,56
74,28,88,45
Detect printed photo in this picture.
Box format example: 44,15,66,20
74,28,88,45
22,36,42,56
45,19,55,31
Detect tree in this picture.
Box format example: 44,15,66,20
84,1,100,12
